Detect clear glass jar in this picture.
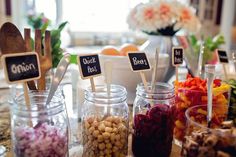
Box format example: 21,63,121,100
132,82,175,157
11,91,68,157
182,105,236,156
81,85,129,157
0,102,11,154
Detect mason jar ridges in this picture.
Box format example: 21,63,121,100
132,82,175,157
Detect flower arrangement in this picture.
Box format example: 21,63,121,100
127,1,201,36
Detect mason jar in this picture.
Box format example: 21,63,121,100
11,91,69,157
81,85,129,157
132,82,175,157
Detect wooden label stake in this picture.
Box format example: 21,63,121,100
77,54,102,92
128,52,151,91
172,47,184,84
1,52,41,126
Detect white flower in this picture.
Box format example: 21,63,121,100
127,0,201,35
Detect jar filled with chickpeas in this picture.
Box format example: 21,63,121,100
82,85,129,157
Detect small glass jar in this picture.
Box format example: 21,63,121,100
132,82,175,157
11,91,69,157
182,105,236,156
81,85,129,157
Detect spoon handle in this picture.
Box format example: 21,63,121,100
46,54,71,105
205,64,215,127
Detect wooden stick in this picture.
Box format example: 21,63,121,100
151,48,159,91
222,64,228,80
24,28,37,90
23,82,32,127
140,71,148,91
176,66,179,83
90,77,95,92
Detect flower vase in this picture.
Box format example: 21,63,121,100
140,35,175,81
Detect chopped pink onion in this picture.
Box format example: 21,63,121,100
14,123,68,157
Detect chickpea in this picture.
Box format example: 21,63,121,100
106,143,112,149
105,127,112,133
87,117,94,124
93,121,99,128
112,128,118,133
93,130,100,138
115,141,122,148
104,121,112,127
102,132,111,139
97,135,104,142
112,146,119,153
92,140,98,147
105,139,110,143
110,133,116,142
88,126,95,134
115,134,120,141
98,143,105,150
105,116,113,122
99,151,105,156
98,123,106,132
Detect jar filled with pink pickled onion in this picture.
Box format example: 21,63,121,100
132,82,175,157
11,90,68,157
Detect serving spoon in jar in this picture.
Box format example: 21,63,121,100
46,54,71,105
205,64,215,128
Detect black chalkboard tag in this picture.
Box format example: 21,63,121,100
128,52,151,72
172,47,183,66
217,49,228,63
77,54,102,79
1,52,41,84
128,52,150,91
217,49,228,80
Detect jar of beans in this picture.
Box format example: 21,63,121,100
81,85,129,157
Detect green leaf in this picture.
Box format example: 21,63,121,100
58,21,68,32
70,54,78,64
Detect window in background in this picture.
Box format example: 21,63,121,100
28,0,148,33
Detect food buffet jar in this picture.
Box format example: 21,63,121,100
132,82,175,157
182,105,236,156
11,91,69,157
174,83,230,143
81,85,129,157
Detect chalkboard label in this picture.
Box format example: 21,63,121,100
78,54,102,79
1,52,41,83
172,47,183,66
128,52,151,72
217,49,228,63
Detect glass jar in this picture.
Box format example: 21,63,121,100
182,105,236,156
11,91,69,157
81,85,129,157
132,82,175,157
174,84,229,142
0,102,11,153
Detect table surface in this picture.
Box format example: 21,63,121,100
0,70,181,157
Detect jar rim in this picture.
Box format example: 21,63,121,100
136,82,174,94
85,84,127,104
12,90,64,114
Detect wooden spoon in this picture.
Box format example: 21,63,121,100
0,22,36,90
35,29,52,90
